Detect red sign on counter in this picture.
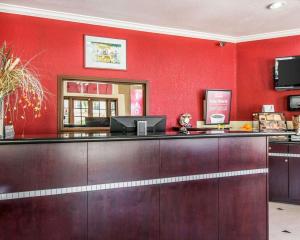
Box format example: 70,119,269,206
205,90,232,125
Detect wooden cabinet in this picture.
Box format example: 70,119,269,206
269,157,289,201
219,175,268,240
88,186,159,240
269,143,300,203
160,180,218,240
288,145,300,200
269,143,288,153
289,157,300,200
0,193,87,240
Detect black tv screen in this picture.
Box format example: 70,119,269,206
275,56,300,90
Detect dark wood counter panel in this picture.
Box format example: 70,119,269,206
159,138,218,177
0,135,271,240
0,143,87,193
219,174,268,240
269,141,300,204
0,193,87,240
160,179,218,240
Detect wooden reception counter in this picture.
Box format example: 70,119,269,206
0,131,293,240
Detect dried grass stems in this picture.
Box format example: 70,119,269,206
0,42,45,122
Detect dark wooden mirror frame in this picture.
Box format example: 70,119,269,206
58,75,149,133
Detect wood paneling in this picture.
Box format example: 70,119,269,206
88,141,159,184
0,193,87,240
269,143,288,153
0,137,269,240
269,143,300,203
160,138,218,177
88,186,159,240
288,144,300,154
269,157,289,201
160,180,218,240
219,137,266,171
219,175,267,240
0,143,87,193
289,157,300,200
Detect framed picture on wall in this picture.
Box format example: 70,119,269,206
204,89,232,125
84,35,127,70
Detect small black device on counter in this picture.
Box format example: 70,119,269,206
136,120,147,136
110,116,166,133
288,95,300,111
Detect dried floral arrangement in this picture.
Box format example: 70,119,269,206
0,42,45,123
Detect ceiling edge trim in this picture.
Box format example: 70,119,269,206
0,3,237,43
1,3,300,43
236,28,300,43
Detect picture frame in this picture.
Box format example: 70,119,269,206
204,89,232,125
84,35,126,70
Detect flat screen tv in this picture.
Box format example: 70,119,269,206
275,56,300,90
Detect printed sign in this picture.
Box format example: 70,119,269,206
205,90,232,125
130,89,143,116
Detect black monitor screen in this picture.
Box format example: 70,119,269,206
85,117,110,127
110,116,166,133
275,56,300,89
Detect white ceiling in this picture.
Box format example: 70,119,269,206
1,0,300,41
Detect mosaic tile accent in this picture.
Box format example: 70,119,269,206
269,153,300,158
0,168,268,201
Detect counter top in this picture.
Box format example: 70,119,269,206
0,130,295,144
269,140,300,144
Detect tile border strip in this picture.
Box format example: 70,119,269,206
269,153,300,158
0,168,268,201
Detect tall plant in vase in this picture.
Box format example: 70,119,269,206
0,42,45,138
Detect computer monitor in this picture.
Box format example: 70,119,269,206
110,116,166,133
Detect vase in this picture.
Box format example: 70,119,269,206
0,98,4,138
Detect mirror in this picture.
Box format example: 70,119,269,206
58,76,148,132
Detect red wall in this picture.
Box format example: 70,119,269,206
237,36,300,120
2,12,300,133
0,13,237,134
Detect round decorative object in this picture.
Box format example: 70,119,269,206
179,113,192,128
